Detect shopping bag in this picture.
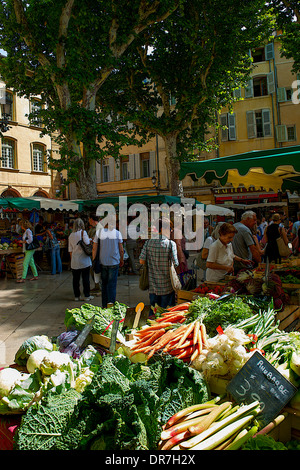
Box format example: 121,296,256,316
139,263,149,290
276,236,291,258
77,230,92,256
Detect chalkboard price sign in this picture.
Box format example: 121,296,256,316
227,351,297,427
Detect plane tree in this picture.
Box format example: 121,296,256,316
0,0,180,198
97,0,273,195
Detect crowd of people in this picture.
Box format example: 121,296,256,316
12,208,300,309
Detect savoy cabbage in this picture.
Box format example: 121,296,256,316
15,354,209,450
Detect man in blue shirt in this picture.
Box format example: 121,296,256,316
93,218,124,308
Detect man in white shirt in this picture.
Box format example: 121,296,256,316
93,217,124,308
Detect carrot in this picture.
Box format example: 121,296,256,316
197,328,203,354
200,323,208,348
130,329,165,350
191,347,200,362
136,322,173,332
167,303,190,311
176,347,194,359
146,329,177,359
177,321,196,348
193,321,200,346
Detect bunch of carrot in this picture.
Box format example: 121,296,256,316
130,302,208,362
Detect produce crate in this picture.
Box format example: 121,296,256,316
289,289,300,305
176,289,202,303
283,407,300,442
91,332,122,351
276,305,300,332
6,253,24,279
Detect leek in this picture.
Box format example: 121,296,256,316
180,401,260,449
191,415,256,450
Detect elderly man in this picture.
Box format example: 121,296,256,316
232,210,262,272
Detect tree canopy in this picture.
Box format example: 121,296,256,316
0,0,180,198
98,0,273,195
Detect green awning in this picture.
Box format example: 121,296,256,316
0,197,80,212
179,145,300,191
74,195,204,212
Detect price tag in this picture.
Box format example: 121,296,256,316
227,351,297,427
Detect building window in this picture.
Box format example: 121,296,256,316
253,76,268,97
246,109,272,138
1,138,16,169
277,87,293,102
252,48,265,63
276,124,296,142
140,152,150,178
32,143,46,172
1,91,14,121
30,99,43,127
245,72,275,98
220,113,236,141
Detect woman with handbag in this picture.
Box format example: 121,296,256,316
17,219,38,283
265,213,289,263
68,218,93,301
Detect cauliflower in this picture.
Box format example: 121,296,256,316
40,351,71,376
74,367,94,393
27,349,50,373
0,368,22,397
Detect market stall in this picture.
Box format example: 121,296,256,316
1,270,300,451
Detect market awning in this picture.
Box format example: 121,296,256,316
179,145,300,191
74,194,234,217
0,197,81,212
74,195,203,212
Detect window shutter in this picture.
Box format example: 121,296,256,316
108,157,115,181
220,114,228,141
134,154,141,179
233,87,242,99
128,154,135,179
276,125,288,143
245,79,254,98
228,113,236,141
265,43,274,61
262,109,272,137
115,158,121,181
149,150,156,176
267,72,275,94
246,111,256,138
277,87,287,102
95,161,101,183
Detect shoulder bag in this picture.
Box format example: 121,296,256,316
169,241,182,291
139,241,149,290
276,228,291,258
77,230,93,256
26,235,40,251
92,237,101,274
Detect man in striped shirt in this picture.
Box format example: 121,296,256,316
139,219,179,308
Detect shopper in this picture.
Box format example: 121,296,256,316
93,215,124,308
139,218,179,309
264,213,289,264
17,219,38,283
292,212,300,240
45,223,62,275
206,223,252,282
88,213,101,293
68,218,93,301
232,210,261,272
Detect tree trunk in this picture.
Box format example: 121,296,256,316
68,138,98,200
164,133,183,197
75,161,97,199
